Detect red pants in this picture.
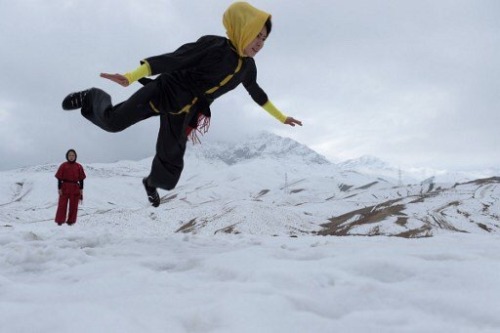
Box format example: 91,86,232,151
55,194,80,225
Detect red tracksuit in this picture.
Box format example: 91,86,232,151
55,161,86,225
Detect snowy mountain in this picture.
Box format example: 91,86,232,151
338,155,391,170
338,154,500,185
1,132,498,238
188,131,331,165
336,155,409,184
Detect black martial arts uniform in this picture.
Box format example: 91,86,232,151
81,35,270,191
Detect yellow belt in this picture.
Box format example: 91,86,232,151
151,57,243,116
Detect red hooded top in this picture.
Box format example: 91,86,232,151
55,149,86,195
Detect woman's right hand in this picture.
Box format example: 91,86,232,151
58,189,62,196
100,73,130,87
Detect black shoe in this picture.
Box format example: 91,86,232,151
143,178,160,207
62,90,89,110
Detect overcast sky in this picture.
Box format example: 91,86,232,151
1,0,499,171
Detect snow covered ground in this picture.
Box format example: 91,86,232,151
1,222,500,333
1,133,499,332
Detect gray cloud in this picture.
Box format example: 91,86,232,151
1,0,498,171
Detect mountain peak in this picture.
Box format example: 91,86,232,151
188,131,331,165
337,155,391,170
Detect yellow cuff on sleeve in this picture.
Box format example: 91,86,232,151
262,101,287,123
123,63,152,84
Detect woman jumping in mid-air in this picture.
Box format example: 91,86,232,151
62,2,302,207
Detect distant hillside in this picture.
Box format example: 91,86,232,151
1,133,498,238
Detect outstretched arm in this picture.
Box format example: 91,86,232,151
262,101,303,127
100,62,152,87
101,36,215,87
242,60,302,127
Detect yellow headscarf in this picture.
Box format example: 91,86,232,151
223,2,271,57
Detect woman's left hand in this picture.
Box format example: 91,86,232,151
284,117,303,127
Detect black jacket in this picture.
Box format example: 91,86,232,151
142,35,269,118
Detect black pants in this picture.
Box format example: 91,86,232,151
81,83,196,191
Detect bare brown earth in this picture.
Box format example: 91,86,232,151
172,177,499,238
316,177,500,238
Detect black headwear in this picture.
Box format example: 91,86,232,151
66,149,77,162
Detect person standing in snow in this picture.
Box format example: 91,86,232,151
54,149,86,225
61,1,302,207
